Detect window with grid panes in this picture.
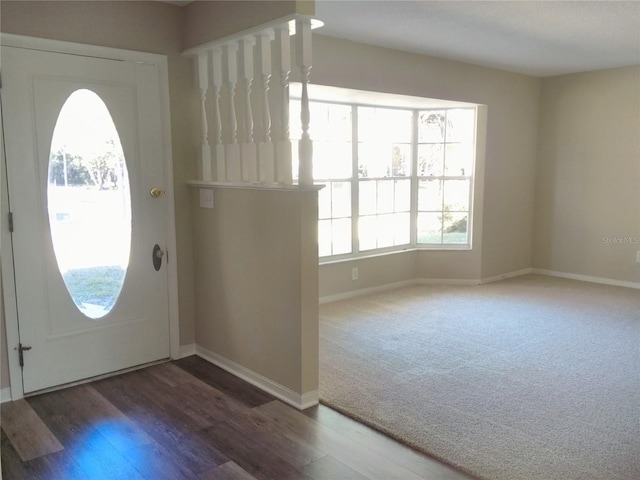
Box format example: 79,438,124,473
290,96,477,259
357,107,412,251
291,100,353,256
417,109,475,245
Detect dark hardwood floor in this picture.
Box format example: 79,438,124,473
1,356,473,479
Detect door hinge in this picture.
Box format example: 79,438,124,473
18,344,32,368
8,212,14,232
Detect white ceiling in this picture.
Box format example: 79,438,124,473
314,0,640,77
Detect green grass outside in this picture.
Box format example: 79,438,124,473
62,266,126,308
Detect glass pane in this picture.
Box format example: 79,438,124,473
358,215,377,251
377,214,395,249
314,140,352,180
418,110,446,142
48,89,131,319
332,182,351,218
358,141,392,178
387,110,412,143
446,109,475,143
417,212,442,244
318,219,332,257
332,218,352,255
318,182,331,219
359,180,376,215
418,179,443,211
443,213,468,244
357,107,378,143
358,107,411,143
315,102,351,140
358,107,412,178
376,180,394,214
394,180,411,212
392,144,411,176
443,180,470,211
418,144,443,176
392,213,411,245
444,143,473,177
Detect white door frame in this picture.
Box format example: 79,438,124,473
0,33,181,401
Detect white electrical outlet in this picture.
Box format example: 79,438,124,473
352,267,359,280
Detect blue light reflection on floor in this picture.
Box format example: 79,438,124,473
63,419,152,479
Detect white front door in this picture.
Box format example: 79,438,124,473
1,43,172,394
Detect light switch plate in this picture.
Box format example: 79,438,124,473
200,188,214,209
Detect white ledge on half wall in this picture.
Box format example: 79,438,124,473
186,180,324,192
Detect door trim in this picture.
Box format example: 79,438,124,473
0,33,181,401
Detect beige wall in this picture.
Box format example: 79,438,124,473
320,251,418,300
183,0,306,50
0,1,183,54
0,288,8,392
534,66,640,283
312,35,541,296
192,187,319,395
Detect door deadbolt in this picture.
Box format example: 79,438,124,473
152,244,164,271
150,187,165,198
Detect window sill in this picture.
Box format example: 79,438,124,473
319,245,472,265
186,180,324,192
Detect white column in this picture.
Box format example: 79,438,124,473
239,37,257,183
224,42,241,182
274,25,292,185
257,31,275,184
296,18,313,186
197,51,212,181
210,48,225,182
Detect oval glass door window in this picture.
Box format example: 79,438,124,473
47,89,131,319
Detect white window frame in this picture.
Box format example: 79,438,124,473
290,84,481,262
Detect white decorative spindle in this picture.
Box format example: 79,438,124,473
239,37,257,182
210,48,225,181
184,14,323,187
274,25,292,184
257,32,275,183
197,51,212,181
224,43,241,182
296,18,313,186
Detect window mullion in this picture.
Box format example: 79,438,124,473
440,111,448,243
351,105,359,256
410,110,418,248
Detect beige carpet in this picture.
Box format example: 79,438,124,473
319,274,640,480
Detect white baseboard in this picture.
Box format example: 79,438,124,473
320,272,534,303
1,387,12,404
532,269,640,289
321,267,637,302
195,345,319,410
416,277,481,286
179,343,197,358
320,267,638,304
320,279,417,304
481,268,533,284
